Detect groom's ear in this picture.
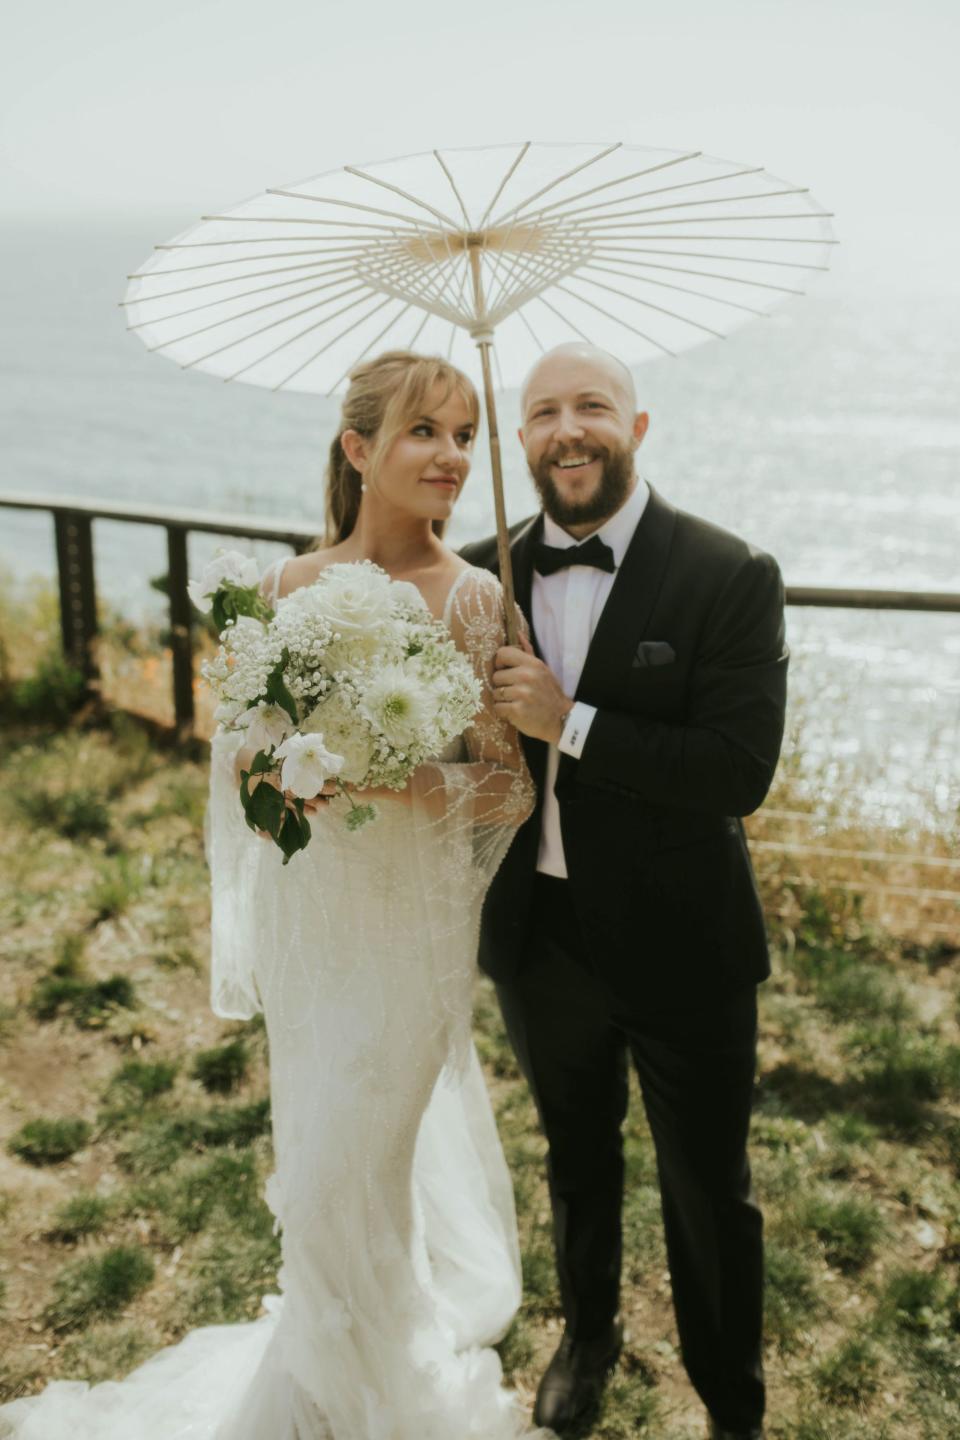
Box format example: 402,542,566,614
632,412,650,448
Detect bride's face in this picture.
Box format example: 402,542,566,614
370,386,476,522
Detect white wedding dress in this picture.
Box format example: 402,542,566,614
0,565,547,1440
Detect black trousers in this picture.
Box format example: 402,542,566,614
495,873,765,1432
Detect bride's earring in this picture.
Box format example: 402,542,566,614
360,483,367,493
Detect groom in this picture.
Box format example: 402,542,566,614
460,343,787,1440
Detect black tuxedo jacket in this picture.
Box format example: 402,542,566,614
459,486,788,1014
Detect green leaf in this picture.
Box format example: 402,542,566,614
277,802,311,863
249,781,284,836
265,649,298,724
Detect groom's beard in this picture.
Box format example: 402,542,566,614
529,442,635,529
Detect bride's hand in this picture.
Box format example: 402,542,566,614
249,773,338,840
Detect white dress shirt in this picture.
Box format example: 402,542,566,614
533,479,650,878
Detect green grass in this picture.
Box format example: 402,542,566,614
191,1039,249,1094
1,690,959,1433
108,1058,179,1102
88,854,146,923
763,1239,820,1351
798,1189,886,1272
814,1334,882,1406
8,1117,91,1166
43,1246,155,1332
46,1191,112,1242
30,971,137,1027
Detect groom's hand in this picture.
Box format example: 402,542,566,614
493,636,573,744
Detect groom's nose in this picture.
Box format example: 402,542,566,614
554,406,586,442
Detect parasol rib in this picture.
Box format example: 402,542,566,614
123,257,359,301
584,212,834,231
565,187,811,223
589,251,807,293
230,294,396,384
316,302,415,396
266,187,447,231
590,232,837,244
580,261,767,315
343,165,459,229
491,142,623,228
561,275,727,338
144,280,372,352
536,167,764,223
127,268,361,331
591,244,829,272
269,296,402,388
183,288,376,369
515,305,546,354
477,142,532,229
432,151,472,229
503,151,702,226
199,214,444,235
531,293,598,346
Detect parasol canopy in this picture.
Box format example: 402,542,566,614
123,140,835,395
123,141,836,640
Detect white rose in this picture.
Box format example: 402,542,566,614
360,665,431,749
302,693,375,784
187,549,260,612
389,580,431,619
273,732,345,799
240,702,295,753
316,563,394,638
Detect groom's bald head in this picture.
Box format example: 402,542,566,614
520,343,638,421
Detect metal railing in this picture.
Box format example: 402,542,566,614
4,489,960,742
2,489,957,938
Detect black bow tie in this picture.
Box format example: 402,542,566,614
533,533,617,577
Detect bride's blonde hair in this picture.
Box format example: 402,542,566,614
324,350,480,545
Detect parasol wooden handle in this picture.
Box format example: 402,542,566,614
475,338,519,648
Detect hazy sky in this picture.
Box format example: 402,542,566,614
3,0,958,294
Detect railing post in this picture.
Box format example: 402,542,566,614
166,525,195,742
53,510,99,695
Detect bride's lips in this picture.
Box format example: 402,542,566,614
422,476,459,491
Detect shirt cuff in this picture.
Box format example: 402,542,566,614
558,701,597,759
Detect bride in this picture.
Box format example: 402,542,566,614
0,352,545,1440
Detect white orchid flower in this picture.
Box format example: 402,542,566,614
241,703,295,753
273,732,344,799
187,549,260,612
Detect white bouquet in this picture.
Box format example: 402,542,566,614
194,551,483,861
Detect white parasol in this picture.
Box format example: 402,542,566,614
123,141,836,637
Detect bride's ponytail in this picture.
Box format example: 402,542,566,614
320,350,480,547
324,433,362,546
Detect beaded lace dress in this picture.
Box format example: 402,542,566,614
0,564,546,1440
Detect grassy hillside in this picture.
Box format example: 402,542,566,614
0,584,958,1437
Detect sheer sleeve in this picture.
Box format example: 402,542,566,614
407,569,534,1079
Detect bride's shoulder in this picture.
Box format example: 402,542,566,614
444,562,503,615
263,548,338,602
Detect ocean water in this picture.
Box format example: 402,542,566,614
1,221,958,828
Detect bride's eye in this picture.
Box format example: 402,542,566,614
412,423,433,437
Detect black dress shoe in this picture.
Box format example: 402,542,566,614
708,1418,764,1439
533,1319,623,1433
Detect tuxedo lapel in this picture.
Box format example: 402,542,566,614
575,487,677,705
